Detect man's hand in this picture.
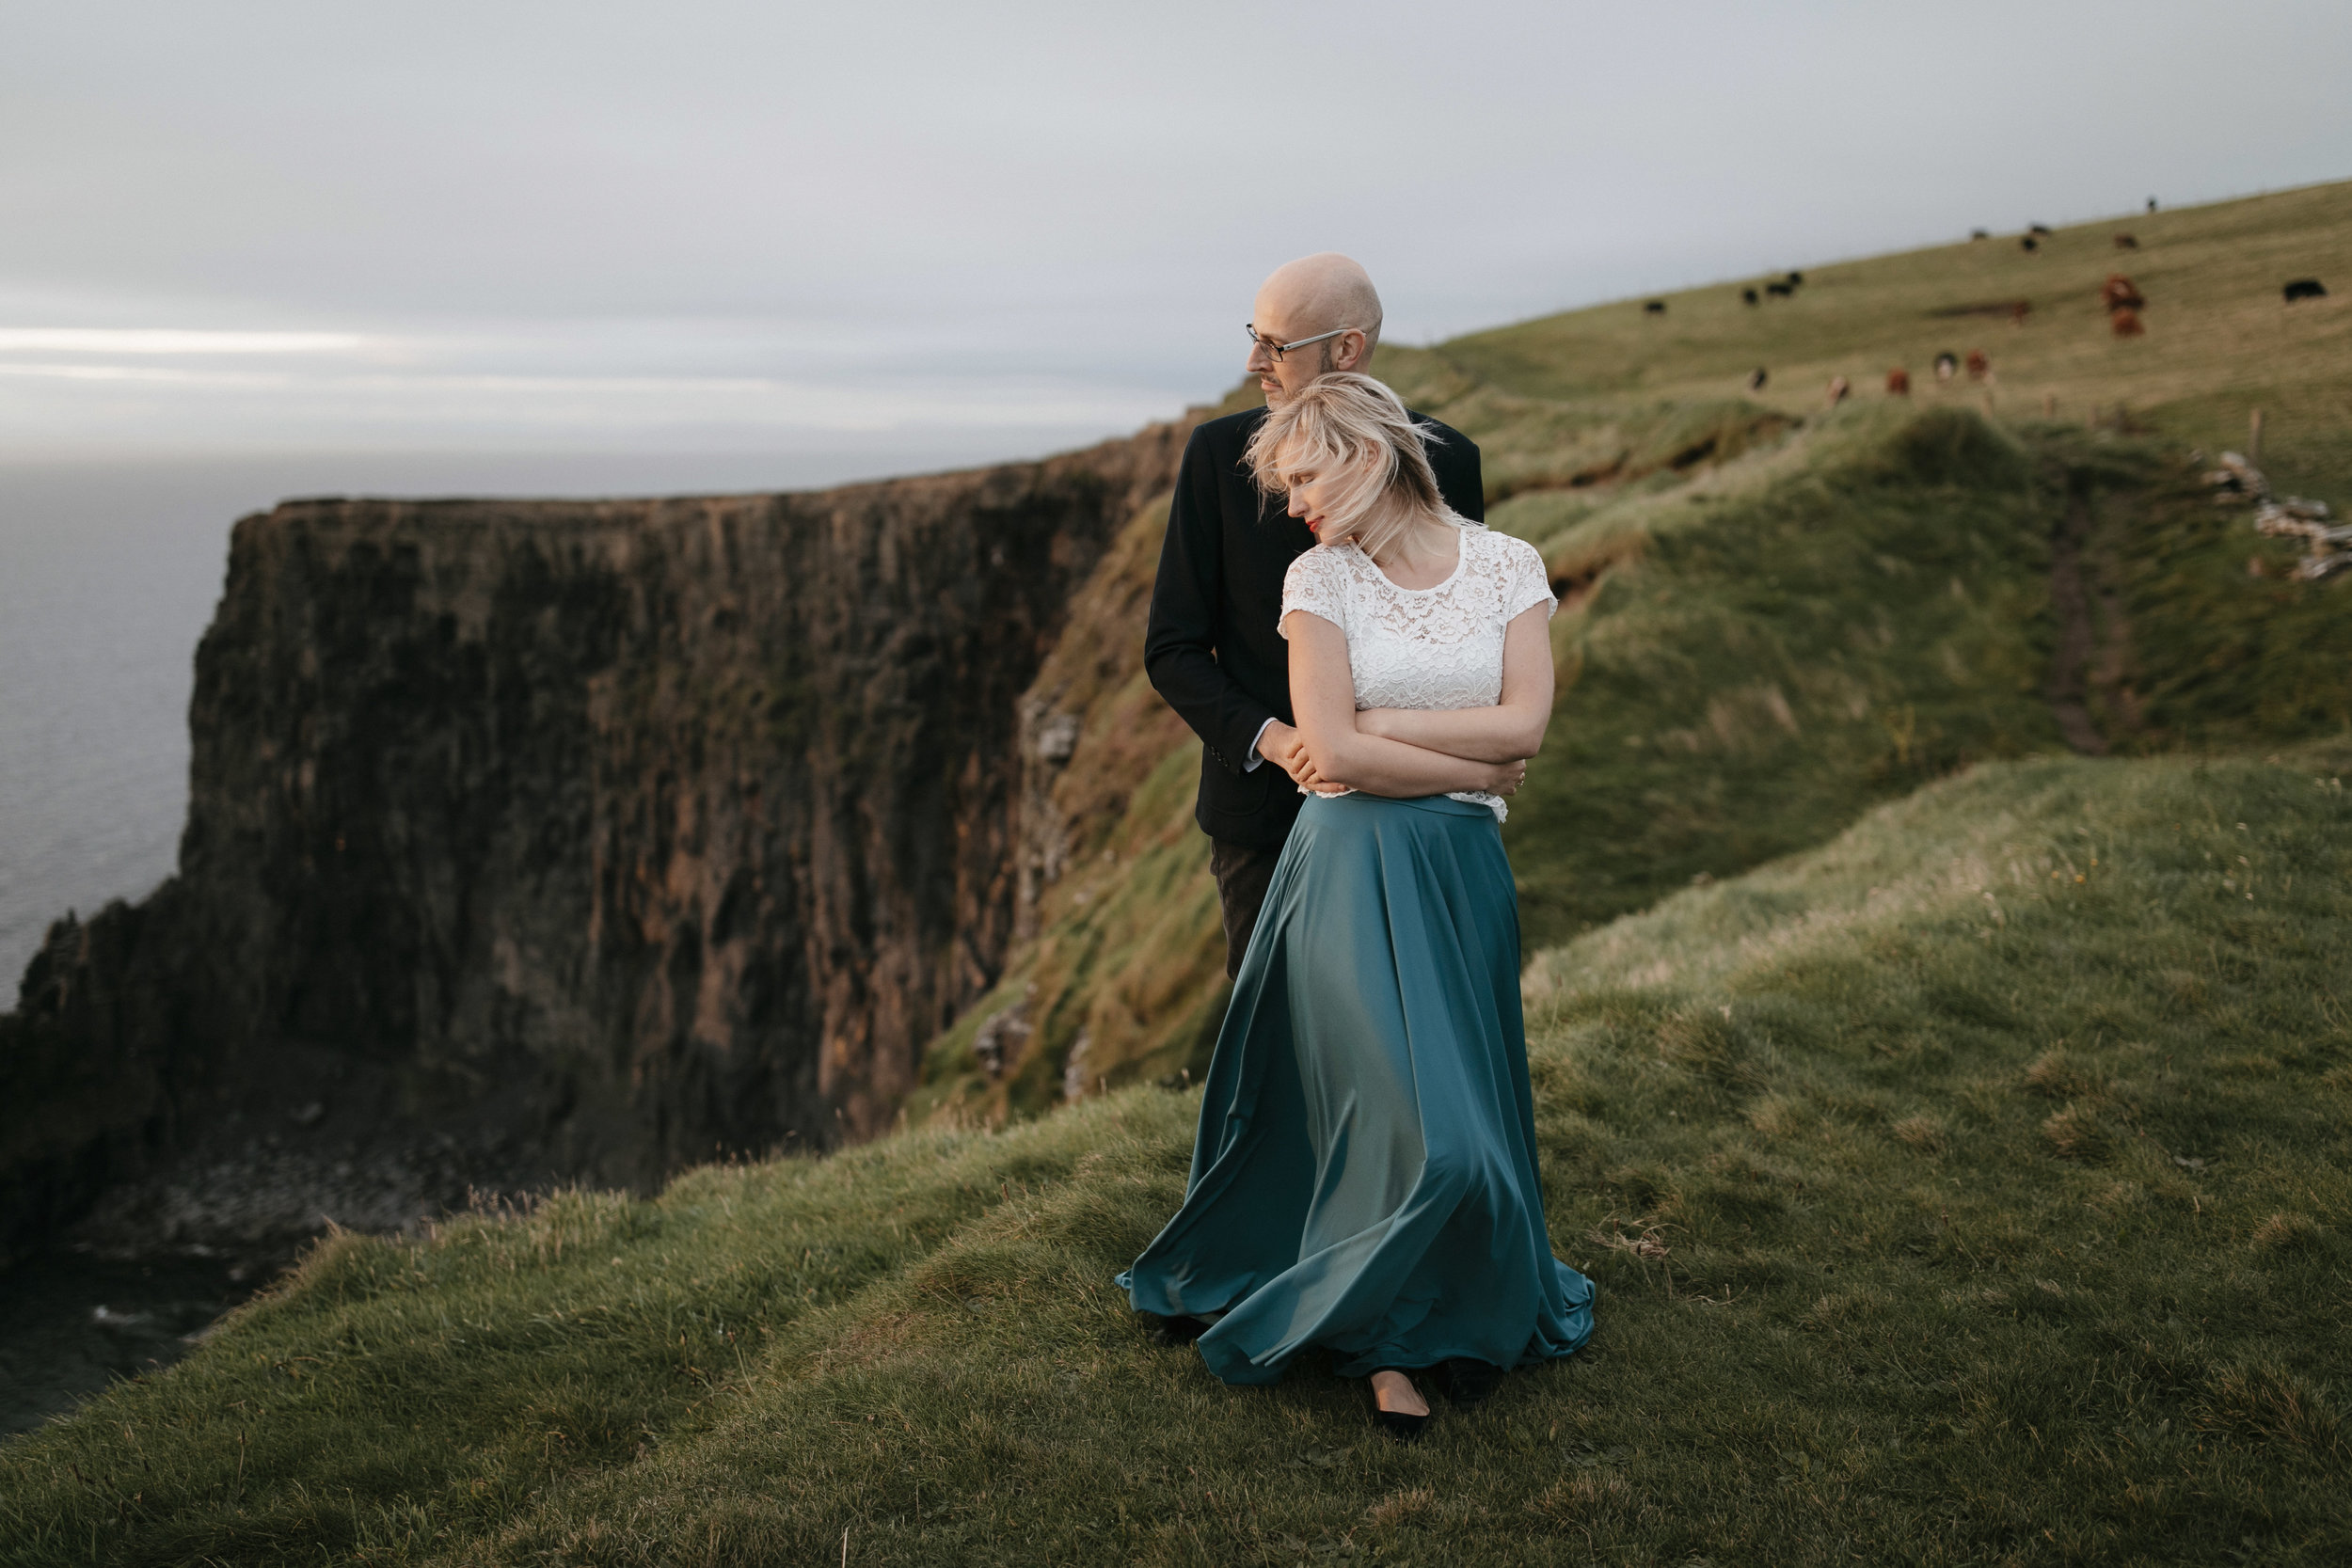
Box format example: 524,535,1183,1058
1259,721,1312,784
1261,721,1348,796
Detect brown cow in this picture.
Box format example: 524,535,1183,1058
2111,309,2145,338
1965,349,1990,381
1886,367,1911,395
2101,275,2146,311
2114,232,2138,249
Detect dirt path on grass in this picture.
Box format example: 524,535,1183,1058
2045,483,2144,755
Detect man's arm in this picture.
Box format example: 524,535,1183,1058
1422,420,1485,523
1143,428,1279,775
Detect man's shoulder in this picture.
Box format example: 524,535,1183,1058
1409,410,1476,454
1188,405,1269,453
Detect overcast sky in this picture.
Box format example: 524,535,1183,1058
4,0,2346,477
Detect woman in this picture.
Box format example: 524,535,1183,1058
1118,373,1595,1439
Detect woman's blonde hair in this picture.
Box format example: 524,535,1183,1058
1244,372,1451,562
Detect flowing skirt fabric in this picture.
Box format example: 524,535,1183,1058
1118,791,1595,1385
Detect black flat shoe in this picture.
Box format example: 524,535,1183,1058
1149,1313,1211,1348
1438,1357,1504,1409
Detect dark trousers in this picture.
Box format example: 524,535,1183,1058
1209,837,1285,979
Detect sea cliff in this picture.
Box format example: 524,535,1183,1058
0,418,1199,1259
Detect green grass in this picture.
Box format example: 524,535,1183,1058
8,741,2350,1564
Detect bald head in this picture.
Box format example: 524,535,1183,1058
1248,253,1383,404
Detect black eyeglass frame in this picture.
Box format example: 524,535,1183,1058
1245,324,1357,363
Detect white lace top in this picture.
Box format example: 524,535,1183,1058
1279,522,1556,820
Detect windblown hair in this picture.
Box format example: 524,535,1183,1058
1245,372,1452,563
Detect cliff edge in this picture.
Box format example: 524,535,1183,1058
0,419,1198,1259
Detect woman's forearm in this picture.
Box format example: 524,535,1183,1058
1359,704,1546,763
1318,730,1504,797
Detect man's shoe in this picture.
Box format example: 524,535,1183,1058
1439,1357,1505,1409
1149,1314,1211,1348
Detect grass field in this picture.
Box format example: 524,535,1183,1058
5,741,2347,1564
8,182,2352,1564
917,181,2352,1113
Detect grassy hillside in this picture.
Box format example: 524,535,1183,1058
7,740,2348,1564
918,181,2352,1117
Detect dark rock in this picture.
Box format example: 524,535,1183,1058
1,419,1196,1258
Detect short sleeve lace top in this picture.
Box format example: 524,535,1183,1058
1279,522,1556,820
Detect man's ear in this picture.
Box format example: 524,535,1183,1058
1330,329,1367,371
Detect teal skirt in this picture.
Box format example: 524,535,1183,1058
1119,791,1594,1385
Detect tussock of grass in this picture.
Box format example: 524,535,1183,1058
8,742,2349,1563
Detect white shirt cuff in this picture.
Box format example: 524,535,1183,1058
1243,717,1279,771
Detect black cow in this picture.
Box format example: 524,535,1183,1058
1786,271,1804,285
2021,236,2040,253
1741,287,1759,306
1971,228,1990,240
2028,223,2053,235
1645,300,1667,315
2283,278,2328,303
1765,281,1794,297
1748,368,1769,391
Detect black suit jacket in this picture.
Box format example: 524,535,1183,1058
1144,404,1485,850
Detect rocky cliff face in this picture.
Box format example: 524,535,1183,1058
0,420,1195,1258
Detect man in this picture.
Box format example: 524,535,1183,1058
1145,253,1486,978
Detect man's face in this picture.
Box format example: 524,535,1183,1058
1246,288,1333,406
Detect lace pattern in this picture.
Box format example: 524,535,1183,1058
1279,523,1556,819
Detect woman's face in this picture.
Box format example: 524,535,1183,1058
1284,446,1379,543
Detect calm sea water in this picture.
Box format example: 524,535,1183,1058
0,437,1094,993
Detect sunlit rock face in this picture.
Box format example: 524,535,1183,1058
0,420,1192,1257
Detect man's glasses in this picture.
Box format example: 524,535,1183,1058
1246,324,1355,362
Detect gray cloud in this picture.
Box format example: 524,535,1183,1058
3,0,2345,457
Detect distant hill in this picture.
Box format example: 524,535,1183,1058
916,179,2352,1125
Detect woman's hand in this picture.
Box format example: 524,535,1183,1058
1488,759,1528,797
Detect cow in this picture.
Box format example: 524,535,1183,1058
1748,368,1769,391
1645,300,1667,315
1741,287,1759,306
2114,233,2138,249
1965,349,1990,381
2111,308,2145,338
1934,352,1959,381
1787,271,1804,286
1827,376,1851,407
1765,281,1794,297
2029,223,2053,236
2021,236,2040,253
2010,302,2031,325
2147,197,2158,213
1886,367,1911,395
2101,275,2146,312
2283,278,2328,303
1971,228,1990,240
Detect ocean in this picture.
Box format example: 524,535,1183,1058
0,438,1099,992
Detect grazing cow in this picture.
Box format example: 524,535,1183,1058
2101,275,2146,312
1787,271,1804,286
2114,233,2138,249
1965,349,1990,381
2111,308,2145,338
2010,302,2031,325
1934,352,1959,381
1748,368,1769,391
2283,278,2328,303
1645,300,1667,315
1971,228,1990,240
1827,376,1851,407
1742,287,1759,306
1886,367,1911,395
1765,281,1794,297
2028,223,2053,236
2021,236,2040,253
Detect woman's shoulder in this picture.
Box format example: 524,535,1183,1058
1460,524,1544,576
1284,542,1371,586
